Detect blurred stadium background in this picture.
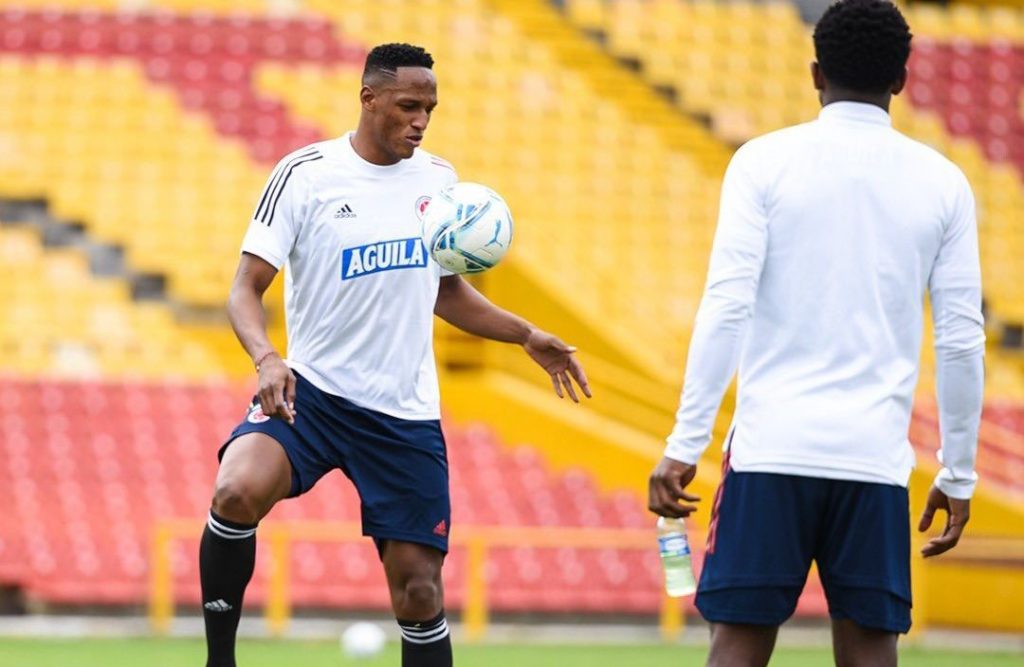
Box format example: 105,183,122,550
0,0,1022,661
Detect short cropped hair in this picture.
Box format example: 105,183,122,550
813,0,912,94
362,43,434,83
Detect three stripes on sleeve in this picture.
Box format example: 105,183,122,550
254,147,323,226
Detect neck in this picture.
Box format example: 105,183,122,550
350,122,399,166
820,89,892,112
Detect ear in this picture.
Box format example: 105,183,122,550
811,61,826,91
891,66,908,96
360,84,375,110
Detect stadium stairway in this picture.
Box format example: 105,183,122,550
0,220,246,378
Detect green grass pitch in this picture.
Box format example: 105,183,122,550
0,638,1020,667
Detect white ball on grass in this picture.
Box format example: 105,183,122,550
340,621,387,658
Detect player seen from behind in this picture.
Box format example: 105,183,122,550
648,2,984,665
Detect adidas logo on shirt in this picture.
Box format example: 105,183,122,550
334,204,356,219
204,599,233,612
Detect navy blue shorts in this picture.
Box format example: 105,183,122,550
696,462,911,634
221,372,450,554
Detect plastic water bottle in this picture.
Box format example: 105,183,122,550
657,516,697,597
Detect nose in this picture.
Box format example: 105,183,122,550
411,111,428,131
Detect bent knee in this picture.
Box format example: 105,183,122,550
405,578,441,606
211,481,269,524
393,576,443,618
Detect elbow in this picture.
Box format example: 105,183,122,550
226,280,259,322
226,281,245,311
934,330,986,360
225,286,242,325
697,291,754,328
702,276,757,317
933,309,986,359
433,284,452,315
434,276,462,316
433,290,451,319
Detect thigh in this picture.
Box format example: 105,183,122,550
220,376,340,498
831,617,897,667
216,432,294,516
381,540,445,591
338,409,451,554
696,469,825,626
707,622,779,667
816,481,911,634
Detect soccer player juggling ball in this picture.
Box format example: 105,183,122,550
648,2,984,666
199,44,591,667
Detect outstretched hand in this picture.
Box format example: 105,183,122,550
523,329,592,403
648,457,701,518
918,485,970,558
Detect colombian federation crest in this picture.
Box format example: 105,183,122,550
246,402,270,424
415,196,431,220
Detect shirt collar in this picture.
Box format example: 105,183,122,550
342,131,411,173
818,101,892,127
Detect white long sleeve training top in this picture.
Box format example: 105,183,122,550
665,102,985,499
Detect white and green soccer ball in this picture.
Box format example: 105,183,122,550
340,621,386,658
421,182,514,274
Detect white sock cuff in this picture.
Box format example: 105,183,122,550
207,512,257,540
398,615,450,644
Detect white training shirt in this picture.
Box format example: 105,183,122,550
241,132,458,420
665,102,985,499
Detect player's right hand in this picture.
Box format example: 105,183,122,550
648,457,700,519
256,353,297,425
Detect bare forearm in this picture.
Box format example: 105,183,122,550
435,275,590,401
435,276,534,344
227,285,277,365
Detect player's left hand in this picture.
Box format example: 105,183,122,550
918,485,970,558
523,329,592,402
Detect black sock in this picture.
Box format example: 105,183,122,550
200,510,257,667
398,610,452,667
